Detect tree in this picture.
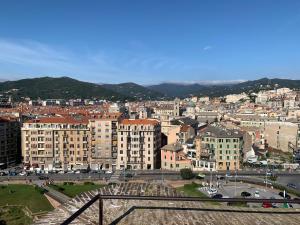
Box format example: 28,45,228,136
180,168,194,179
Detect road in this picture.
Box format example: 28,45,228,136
1,170,300,186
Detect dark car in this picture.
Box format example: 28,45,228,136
287,183,297,189
279,191,291,199
38,176,49,180
125,172,134,178
241,191,251,197
212,194,223,199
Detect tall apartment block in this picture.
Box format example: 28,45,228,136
22,117,89,170
117,119,161,170
89,113,122,171
0,117,21,168
198,126,244,171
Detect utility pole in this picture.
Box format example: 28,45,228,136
265,162,268,190
210,168,212,189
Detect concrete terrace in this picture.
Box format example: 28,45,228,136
34,182,300,225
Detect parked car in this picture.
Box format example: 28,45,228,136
254,191,260,198
287,183,297,189
263,180,272,185
225,172,232,178
241,191,251,197
212,194,223,199
262,201,272,208
196,173,206,179
266,170,273,176
38,175,49,180
279,191,291,199
207,188,218,195
19,171,27,176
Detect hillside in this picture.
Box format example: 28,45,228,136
148,78,300,98
0,77,131,101
102,82,166,100
1,77,299,101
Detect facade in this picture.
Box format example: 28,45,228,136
22,117,89,170
264,121,298,152
161,143,192,170
89,113,122,171
0,117,21,168
117,119,161,170
198,126,244,171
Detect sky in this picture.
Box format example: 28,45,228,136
0,0,300,84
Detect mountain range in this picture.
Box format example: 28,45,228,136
0,76,300,101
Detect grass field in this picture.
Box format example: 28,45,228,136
176,182,207,197
49,183,105,198
0,184,53,213
176,182,224,206
0,206,32,225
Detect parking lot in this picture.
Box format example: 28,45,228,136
198,181,299,208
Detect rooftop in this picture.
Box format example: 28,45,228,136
200,125,243,138
120,119,160,126
161,143,183,152
34,183,300,225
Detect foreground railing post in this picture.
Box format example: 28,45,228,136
99,195,103,225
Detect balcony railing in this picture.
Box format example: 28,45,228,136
61,194,300,225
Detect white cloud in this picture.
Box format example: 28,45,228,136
203,45,212,51
0,38,183,83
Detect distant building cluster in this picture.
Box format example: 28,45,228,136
0,86,300,172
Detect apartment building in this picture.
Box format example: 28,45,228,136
198,126,244,171
89,113,122,171
0,117,21,168
161,143,192,170
117,119,161,170
153,98,180,117
22,117,89,171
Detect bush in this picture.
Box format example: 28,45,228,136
269,175,277,181
58,187,65,192
63,182,74,185
180,168,194,180
84,181,94,185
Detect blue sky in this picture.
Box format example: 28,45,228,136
0,0,300,84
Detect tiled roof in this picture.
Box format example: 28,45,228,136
121,119,160,125
25,116,88,124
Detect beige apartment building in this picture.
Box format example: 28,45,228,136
22,117,89,171
89,113,122,171
117,119,161,170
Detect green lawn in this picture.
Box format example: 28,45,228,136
0,206,32,225
49,183,105,198
176,183,207,197
176,183,220,205
0,184,53,214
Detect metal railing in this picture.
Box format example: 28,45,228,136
60,194,300,225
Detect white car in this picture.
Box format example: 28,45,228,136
207,188,218,195
263,180,272,185
19,172,26,176
106,170,113,174
254,191,260,198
